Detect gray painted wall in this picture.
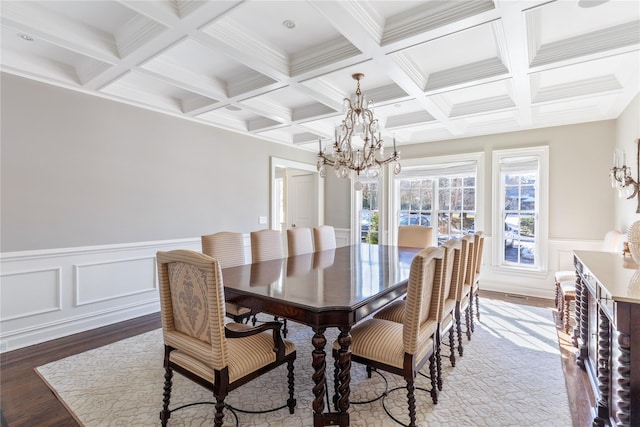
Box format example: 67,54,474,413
1,73,316,251
1,73,631,251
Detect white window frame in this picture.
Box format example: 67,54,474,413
492,146,549,275
390,152,485,246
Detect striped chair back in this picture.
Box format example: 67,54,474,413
201,231,246,268
251,229,284,262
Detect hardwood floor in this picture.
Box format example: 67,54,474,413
0,291,592,427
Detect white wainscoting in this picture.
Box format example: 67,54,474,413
0,238,201,353
334,228,351,247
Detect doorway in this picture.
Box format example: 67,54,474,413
270,157,324,231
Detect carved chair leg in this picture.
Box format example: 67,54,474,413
287,359,296,414
468,296,475,334
406,379,417,427
455,304,464,356
160,366,173,427
428,353,438,404
564,298,571,334
448,327,456,367
435,331,443,391
465,304,472,341
214,396,225,427
475,291,480,322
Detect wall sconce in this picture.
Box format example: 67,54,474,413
610,138,640,213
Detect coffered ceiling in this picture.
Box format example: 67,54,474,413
2,0,639,152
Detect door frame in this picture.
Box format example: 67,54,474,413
270,157,324,231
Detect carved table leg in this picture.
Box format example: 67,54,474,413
593,307,611,427
311,327,327,426
335,326,352,422
617,331,631,426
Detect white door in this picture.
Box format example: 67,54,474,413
287,173,315,229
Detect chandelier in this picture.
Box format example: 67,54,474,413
317,73,401,188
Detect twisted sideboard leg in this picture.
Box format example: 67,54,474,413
592,308,610,427
576,278,589,369
617,331,631,426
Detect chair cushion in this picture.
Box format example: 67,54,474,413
170,324,295,383
226,302,252,316
559,281,576,297
335,318,433,369
554,270,575,284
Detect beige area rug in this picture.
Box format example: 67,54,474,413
36,298,572,426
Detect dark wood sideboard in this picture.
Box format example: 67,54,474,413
573,250,640,427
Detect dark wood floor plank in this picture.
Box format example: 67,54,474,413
0,294,590,426
1,313,160,427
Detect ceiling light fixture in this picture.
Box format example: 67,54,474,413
578,0,609,8
282,20,296,29
317,73,401,190
18,34,34,41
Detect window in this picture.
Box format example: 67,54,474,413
399,178,433,228
493,147,548,271
360,180,379,243
437,176,476,245
393,153,483,246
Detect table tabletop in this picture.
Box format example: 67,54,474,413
221,243,421,328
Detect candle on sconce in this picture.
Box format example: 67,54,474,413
393,137,397,153
318,138,322,153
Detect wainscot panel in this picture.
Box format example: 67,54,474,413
0,238,200,352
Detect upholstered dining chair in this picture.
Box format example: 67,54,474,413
201,231,254,325
250,229,288,335
250,229,285,262
287,227,314,256
461,234,479,340
471,231,484,323
156,250,296,427
313,225,337,251
373,240,458,391
398,225,433,248
454,235,472,355
340,246,443,427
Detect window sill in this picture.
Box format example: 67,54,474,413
491,265,548,279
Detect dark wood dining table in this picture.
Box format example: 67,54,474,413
221,243,421,427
